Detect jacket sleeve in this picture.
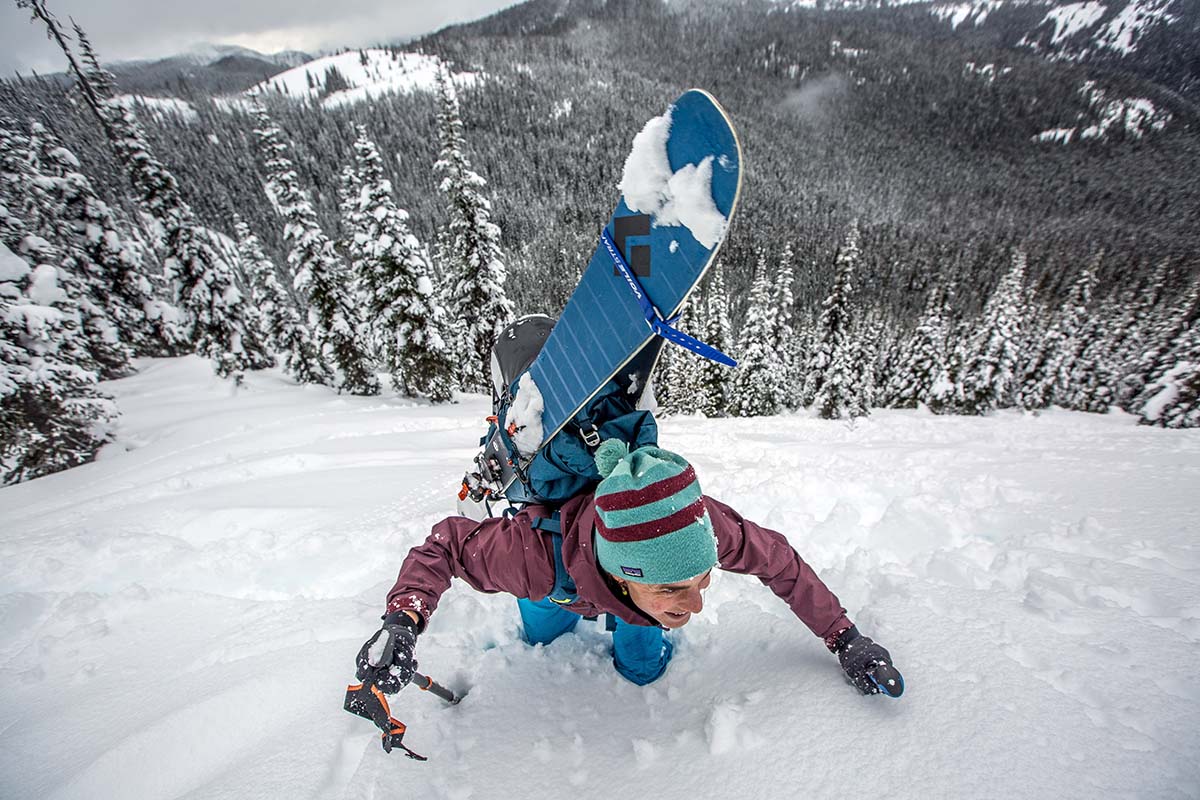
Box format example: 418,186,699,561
707,496,852,641
385,510,557,631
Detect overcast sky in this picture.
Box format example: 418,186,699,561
1,0,520,75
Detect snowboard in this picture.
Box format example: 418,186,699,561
464,89,742,510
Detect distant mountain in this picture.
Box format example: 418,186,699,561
243,49,481,108
175,43,312,69
104,44,313,95
927,0,1198,97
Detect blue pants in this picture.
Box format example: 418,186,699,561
517,597,673,685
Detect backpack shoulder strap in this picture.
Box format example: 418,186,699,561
531,511,577,606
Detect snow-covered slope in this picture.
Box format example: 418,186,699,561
111,94,199,123
931,0,1187,60
246,49,482,109
1,357,1198,799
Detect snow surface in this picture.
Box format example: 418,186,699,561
111,94,199,123
1095,0,1180,55
618,108,728,249
1035,81,1172,144
244,50,482,109
508,371,545,455
930,0,1008,29
2,357,1199,799
1042,1,1108,45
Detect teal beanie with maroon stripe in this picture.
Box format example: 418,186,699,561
592,440,718,585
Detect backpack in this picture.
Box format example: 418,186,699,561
459,315,659,515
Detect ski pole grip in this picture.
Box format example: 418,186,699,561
412,671,460,704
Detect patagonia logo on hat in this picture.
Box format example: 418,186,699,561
620,566,644,577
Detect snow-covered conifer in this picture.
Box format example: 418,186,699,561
1138,317,1199,428
772,244,799,408
233,215,328,386
348,127,456,401
802,222,859,411
888,286,950,408
434,66,514,393
72,21,118,100
25,125,129,378
1123,272,1198,414
254,106,378,395
657,298,704,415
730,251,784,417
1014,304,1062,411
1052,263,1097,405
41,21,265,380
1,241,116,484
696,263,734,417
958,250,1027,415
1066,312,1119,413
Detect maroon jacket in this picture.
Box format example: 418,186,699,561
386,492,851,639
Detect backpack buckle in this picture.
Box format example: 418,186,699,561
580,424,601,448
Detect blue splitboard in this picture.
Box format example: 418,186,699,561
528,89,742,451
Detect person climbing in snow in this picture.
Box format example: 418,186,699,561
356,439,903,695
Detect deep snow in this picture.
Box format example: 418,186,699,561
2,357,1198,799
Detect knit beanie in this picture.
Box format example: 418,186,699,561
592,440,718,584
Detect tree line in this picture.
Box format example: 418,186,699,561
657,224,1198,427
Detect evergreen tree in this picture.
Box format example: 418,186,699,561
802,222,859,411
772,244,799,409
888,286,949,409
657,298,703,415
348,127,456,401
1052,262,1098,405
434,66,514,393
1123,274,1199,414
3,123,124,379
1014,303,1062,411
958,250,1028,415
28,122,141,377
1138,319,1199,428
253,106,378,395
1,241,116,484
1067,313,1119,413
815,305,877,422
49,21,269,382
696,263,734,417
730,251,784,417
72,22,118,100
233,215,328,386
1115,261,1171,410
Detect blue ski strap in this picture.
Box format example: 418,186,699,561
600,228,737,368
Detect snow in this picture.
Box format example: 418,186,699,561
1042,1,1108,44
1095,0,1179,55
508,371,546,455
0,241,31,282
1033,81,1172,144
930,0,1007,29
1,356,1199,799
112,94,199,123
1034,127,1077,144
244,50,482,109
618,107,729,249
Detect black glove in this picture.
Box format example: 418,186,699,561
828,625,904,697
356,611,420,694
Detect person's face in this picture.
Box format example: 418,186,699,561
620,570,712,629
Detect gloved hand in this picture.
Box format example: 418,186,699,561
828,625,904,697
356,611,420,694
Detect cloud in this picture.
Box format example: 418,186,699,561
1,0,518,75
779,73,848,125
